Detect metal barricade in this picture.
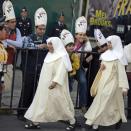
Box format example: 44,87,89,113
0,48,47,112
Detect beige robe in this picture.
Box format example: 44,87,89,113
84,60,129,126
24,58,75,123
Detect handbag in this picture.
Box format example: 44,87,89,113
90,69,102,97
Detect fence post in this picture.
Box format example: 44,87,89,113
0,92,2,107
128,80,131,119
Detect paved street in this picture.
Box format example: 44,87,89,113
0,114,131,131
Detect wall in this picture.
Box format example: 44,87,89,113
11,0,80,35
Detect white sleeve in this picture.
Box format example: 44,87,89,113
6,28,23,47
124,44,131,63
84,41,92,52
2,40,8,47
118,61,129,91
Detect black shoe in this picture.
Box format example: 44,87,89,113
81,106,87,113
65,124,75,131
115,119,122,129
25,122,40,129
92,125,99,131
75,121,82,128
17,115,26,121
92,128,99,131
84,124,92,129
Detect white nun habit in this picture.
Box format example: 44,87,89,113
100,35,128,65
24,37,75,124
84,35,129,126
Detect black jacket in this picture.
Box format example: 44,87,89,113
17,17,32,36
51,21,67,37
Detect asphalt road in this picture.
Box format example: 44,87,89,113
0,114,131,131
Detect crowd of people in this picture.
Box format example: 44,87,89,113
0,0,131,131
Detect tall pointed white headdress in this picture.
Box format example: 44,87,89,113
3,0,16,21
94,29,107,46
75,16,87,33
34,7,47,26
60,29,74,46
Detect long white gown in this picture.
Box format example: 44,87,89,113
24,58,75,123
84,60,129,126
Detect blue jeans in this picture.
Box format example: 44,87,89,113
69,76,75,92
76,67,88,107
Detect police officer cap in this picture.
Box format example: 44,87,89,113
21,7,27,12
0,16,5,26
60,11,64,17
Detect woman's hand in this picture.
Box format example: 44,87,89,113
100,64,106,71
49,82,57,90
86,55,93,63
107,43,112,50
122,90,128,96
0,83,5,93
37,44,47,49
38,44,47,49
84,36,88,43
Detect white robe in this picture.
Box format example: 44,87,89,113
24,58,75,123
84,60,129,126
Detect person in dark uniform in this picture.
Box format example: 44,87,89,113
125,27,131,46
16,7,32,37
51,11,67,37
17,7,48,120
0,0,5,16
16,7,32,69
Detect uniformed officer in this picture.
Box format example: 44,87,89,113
17,7,32,37
51,11,67,37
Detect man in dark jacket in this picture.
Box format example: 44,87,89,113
17,7,32,37
51,12,67,37
125,27,131,45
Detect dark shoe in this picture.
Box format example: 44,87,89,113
65,124,75,131
92,128,99,131
92,125,99,131
115,119,122,129
75,121,82,128
81,106,87,113
84,124,92,129
17,115,26,121
25,122,40,129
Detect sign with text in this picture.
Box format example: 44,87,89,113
88,0,131,27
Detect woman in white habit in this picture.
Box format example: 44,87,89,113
24,37,76,130
84,35,129,130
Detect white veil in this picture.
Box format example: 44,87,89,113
44,37,72,71
100,35,128,65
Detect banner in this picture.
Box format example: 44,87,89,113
87,0,131,27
